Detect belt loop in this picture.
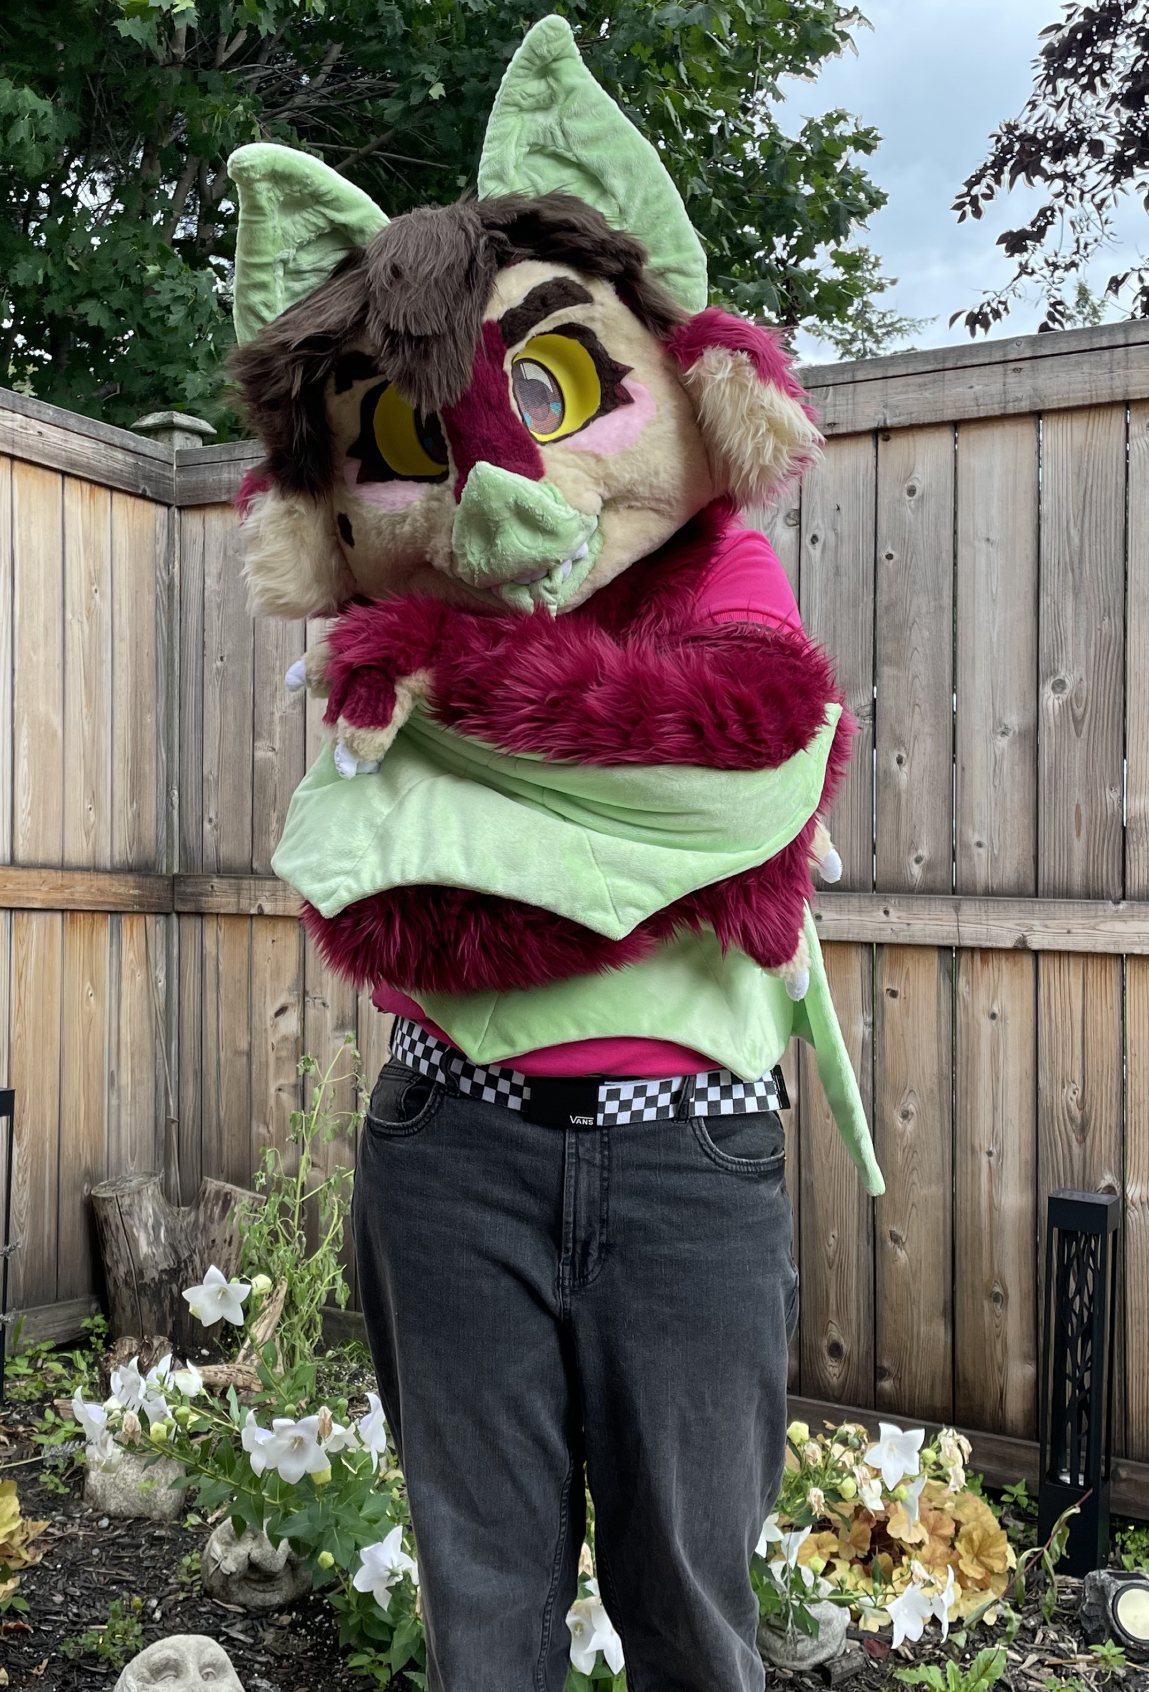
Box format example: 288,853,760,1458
675,1073,697,1122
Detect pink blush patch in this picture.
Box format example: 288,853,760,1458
343,460,430,510
562,380,656,455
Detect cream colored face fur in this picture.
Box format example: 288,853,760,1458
239,261,820,620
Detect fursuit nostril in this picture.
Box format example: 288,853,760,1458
451,461,598,589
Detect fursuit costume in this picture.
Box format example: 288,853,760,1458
227,19,883,1689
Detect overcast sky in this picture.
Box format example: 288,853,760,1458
783,0,1148,361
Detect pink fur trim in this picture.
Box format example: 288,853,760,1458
562,379,657,454
666,308,818,421
234,467,273,519
443,319,544,497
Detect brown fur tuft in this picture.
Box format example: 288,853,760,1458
230,191,685,497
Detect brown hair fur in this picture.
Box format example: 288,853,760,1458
230,192,685,496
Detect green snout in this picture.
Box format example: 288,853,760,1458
451,462,599,603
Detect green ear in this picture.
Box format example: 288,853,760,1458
477,15,708,315
227,143,389,343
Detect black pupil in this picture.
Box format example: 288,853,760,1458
416,408,448,465
513,360,564,433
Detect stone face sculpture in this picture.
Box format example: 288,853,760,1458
758,1600,850,1670
113,1634,244,1690
202,1518,312,1610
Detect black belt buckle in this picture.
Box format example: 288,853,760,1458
522,1075,601,1129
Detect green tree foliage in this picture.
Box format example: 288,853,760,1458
0,0,889,434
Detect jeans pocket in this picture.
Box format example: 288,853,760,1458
690,1108,786,1176
365,1060,444,1140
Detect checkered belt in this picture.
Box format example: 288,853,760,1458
390,1016,785,1130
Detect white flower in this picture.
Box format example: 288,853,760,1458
262,1415,331,1485
353,1526,419,1611
904,1473,929,1525
242,1411,276,1478
110,1355,146,1412
72,1389,108,1442
566,1580,625,1675
858,1470,885,1512
864,1422,925,1492
931,1566,957,1641
182,1264,251,1327
756,1514,783,1557
86,1429,124,1474
778,1527,811,1569
808,1486,826,1517
323,1418,360,1455
357,1393,389,1472
887,1580,934,1649
172,1363,204,1398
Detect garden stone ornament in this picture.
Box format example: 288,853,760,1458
84,1450,186,1522
223,12,886,1683
112,1635,244,1690
202,1518,312,1610
758,1601,850,1670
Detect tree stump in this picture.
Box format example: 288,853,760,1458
90,1173,263,1354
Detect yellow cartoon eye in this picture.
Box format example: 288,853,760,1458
512,333,603,442
371,383,448,480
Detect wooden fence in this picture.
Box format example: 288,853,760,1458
1,318,1148,1507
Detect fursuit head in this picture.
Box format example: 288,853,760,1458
226,14,851,1001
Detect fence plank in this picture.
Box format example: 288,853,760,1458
875,426,954,893
107,914,160,1181
955,950,1038,1437
63,481,113,869
253,617,306,875
1129,402,1149,894
8,912,62,1309
799,941,874,1404
1037,952,1125,1446
742,497,801,602
201,915,253,1191
250,917,303,1187
874,945,953,1422
1039,406,1125,901
178,508,206,872
955,416,1039,894
201,506,254,873
110,493,164,870
58,912,108,1301
800,436,875,888
1125,957,1149,1462
176,914,203,1207
0,459,11,863
13,462,64,866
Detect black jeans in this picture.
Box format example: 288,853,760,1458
352,1059,799,1692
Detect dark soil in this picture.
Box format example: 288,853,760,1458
2,1361,1148,1692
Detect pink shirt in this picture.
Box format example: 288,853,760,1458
373,522,801,1076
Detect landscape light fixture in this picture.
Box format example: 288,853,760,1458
1037,1189,1120,1577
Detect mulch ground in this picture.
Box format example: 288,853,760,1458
2,1361,1147,1692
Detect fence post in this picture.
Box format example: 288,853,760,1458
131,410,216,451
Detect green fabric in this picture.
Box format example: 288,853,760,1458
271,706,841,930
477,15,709,314
417,909,884,1197
228,143,389,344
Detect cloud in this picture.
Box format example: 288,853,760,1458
782,0,1147,357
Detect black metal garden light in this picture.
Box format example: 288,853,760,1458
1037,1189,1121,1577
0,1088,15,1406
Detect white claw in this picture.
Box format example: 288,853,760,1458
333,741,379,780
820,846,843,883
285,658,307,694
572,541,590,561
513,569,550,584
559,560,573,581
784,968,810,1002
